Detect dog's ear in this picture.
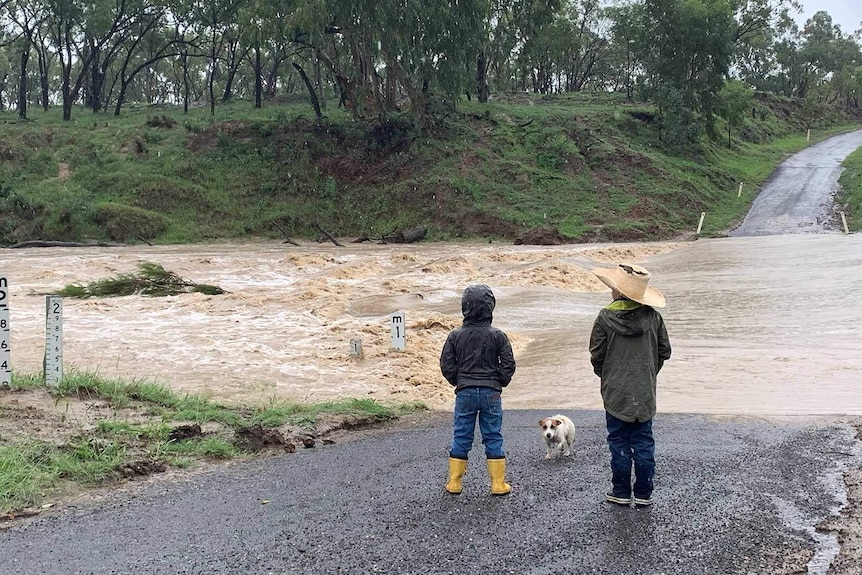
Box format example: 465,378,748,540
553,419,562,426
538,419,545,426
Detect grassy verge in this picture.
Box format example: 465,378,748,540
1,94,858,245
838,146,862,232
0,371,425,516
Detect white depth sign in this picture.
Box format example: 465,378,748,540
390,312,405,351
44,295,63,387
0,277,10,387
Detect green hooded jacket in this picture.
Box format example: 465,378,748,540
589,300,671,423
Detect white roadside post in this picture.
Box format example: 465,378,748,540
841,211,850,235
44,295,63,387
349,338,364,358
696,212,706,235
737,182,744,198
0,277,10,387
390,312,406,351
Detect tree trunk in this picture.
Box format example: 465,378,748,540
37,50,49,110
477,51,490,103
253,46,262,109
182,50,190,114
18,49,29,120
292,62,322,119
90,39,102,113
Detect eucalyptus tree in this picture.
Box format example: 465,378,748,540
526,0,609,93
168,0,207,112
44,0,145,120
731,0,800,88
3,0,53,116
606,1,641,98
290,0,486,128
108,3,184,114
717,79,754,146
519,8,574,92
476,0,563,100
236,0,296,107
771,23,804,96
186,0,248,115
632,0,736,144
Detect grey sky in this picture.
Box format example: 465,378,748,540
797,0,862,34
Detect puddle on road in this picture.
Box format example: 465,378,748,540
1,234,860,417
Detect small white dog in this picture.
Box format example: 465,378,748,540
539,415,576,460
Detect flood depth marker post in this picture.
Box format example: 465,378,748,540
0,277,10,387
390,312,406,351
349,338,364,358
44,295,63,387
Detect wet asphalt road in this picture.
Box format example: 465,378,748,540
730,129,862,236
0,410,858,575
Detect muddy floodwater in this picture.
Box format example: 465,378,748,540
1,234,860,416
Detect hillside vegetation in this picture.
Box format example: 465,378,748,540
1,92,859,245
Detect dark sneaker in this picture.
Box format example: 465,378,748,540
633,496,653,507
605,492,632,506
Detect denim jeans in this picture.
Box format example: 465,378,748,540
606,412,655,498
449,387,505,459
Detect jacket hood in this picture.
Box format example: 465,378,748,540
461,284,495,325
602,300,650,336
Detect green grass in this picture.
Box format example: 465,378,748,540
2,93,859,245
838,147,862,231
1,371,426,514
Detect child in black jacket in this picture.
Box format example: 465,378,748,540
439,284,516,495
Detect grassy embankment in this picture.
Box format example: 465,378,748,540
1,92,859,245
838,147,862,231
0,371,424,517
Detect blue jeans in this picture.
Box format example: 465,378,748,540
606,412,655,498
449,387,505,459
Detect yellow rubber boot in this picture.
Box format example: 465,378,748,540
487,458,512,495
445,457,468,494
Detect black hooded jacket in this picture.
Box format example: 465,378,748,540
439,285,516,392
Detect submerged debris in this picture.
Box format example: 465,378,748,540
57,262,225,298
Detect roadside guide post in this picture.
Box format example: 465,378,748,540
696,212,706,235
390,311,406,351
841,211,850,235
0,276,10,387
738,182,744,198
44,295,63,388
350,338,364,358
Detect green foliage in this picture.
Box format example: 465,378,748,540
0,92,857,245
57,262,225,298
93,202,167,241
718,81,756,147
837,146,862,231
155,437,237,459
1,371,427,513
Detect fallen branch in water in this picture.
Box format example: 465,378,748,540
56,262,226,298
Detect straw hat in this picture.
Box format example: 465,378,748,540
592,264,666,308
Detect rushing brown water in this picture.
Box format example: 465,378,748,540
1,235,859,416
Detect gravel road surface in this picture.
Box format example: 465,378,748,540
0,410,857,575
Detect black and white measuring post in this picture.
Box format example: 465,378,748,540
44,295,63,387
0,276,10,387
390,311,406,351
